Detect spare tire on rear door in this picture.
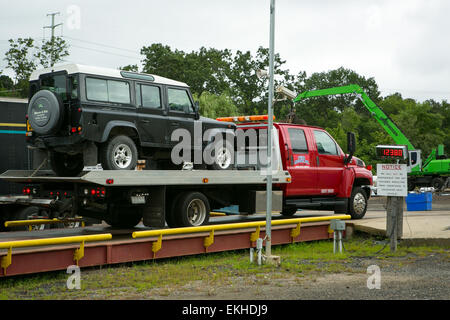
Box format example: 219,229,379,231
27,90,64,135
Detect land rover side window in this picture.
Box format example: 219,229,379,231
168,88,193,112
107,80,130,104
136,84,161,108
40,74,68,101
86,78,130,104
288,128,308,153
313,130,338,155
86,78,108,101
69,76,79,99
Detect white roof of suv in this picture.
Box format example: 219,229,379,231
29,63,189,88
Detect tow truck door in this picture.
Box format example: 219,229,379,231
282,126,319,196
312,129,344,195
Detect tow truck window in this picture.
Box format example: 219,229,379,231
313,130,338,155
288,128,308,153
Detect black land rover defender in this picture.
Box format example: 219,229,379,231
26,64,235,176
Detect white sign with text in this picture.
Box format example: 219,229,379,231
376,164,407,197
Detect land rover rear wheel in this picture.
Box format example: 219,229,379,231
50,152,84,176
101,135,138,170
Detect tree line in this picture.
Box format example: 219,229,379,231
1,39,449,167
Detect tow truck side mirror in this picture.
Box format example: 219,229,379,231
344,132,356,165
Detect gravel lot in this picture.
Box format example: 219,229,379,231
145,252,449,300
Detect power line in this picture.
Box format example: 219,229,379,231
63,35,140,54
69,44,141,60
380,88,450,95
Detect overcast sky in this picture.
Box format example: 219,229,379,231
1,0,449,102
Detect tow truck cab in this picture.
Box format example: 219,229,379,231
236,122,373,219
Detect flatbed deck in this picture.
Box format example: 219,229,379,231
0,169,291,186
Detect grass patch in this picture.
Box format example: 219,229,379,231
0,235,447,299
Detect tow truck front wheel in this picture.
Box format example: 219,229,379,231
175,192,210,227
349,187,368,219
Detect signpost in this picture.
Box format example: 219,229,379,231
376,147,408,252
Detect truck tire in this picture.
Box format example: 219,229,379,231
9,206,40,231
27,90,64,135
166,193,183,228
280,207,297,216
407,178,416,192
431,177,444,191
105,205,143,229
50,152,84,177
349,187,368,219
101,135,138,170
175,192,210,227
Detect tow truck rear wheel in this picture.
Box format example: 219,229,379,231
9,206,42,231
175,191,210,227
105,205,143,228
349,187,368,219
280,207,297,216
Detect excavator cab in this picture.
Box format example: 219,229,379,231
408,150,422,173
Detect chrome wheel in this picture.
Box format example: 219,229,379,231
215,146,232,169
113,144,132,168
353,192,367,215
186,199,207,226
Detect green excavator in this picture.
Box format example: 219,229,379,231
294,84,450,191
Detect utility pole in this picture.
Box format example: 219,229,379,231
265,0,276,263
44,12,63,66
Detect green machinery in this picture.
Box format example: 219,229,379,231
294,84,450,191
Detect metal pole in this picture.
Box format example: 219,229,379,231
265,0,275,258
44,12,62,67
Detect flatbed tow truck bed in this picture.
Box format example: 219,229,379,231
0,169,290,186
0,169,291,229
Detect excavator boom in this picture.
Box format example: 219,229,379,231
294,84,415,150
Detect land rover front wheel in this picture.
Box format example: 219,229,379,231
349,187,368,219
211,140,234,170
101,135,138,170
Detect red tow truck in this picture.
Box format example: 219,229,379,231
221,115,373,219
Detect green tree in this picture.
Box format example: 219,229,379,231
3,38,36,84
140,44,232,97
3,36,70,97
0,74,14,90
193,91,238,119
34,37,70,68
119,64,139,72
